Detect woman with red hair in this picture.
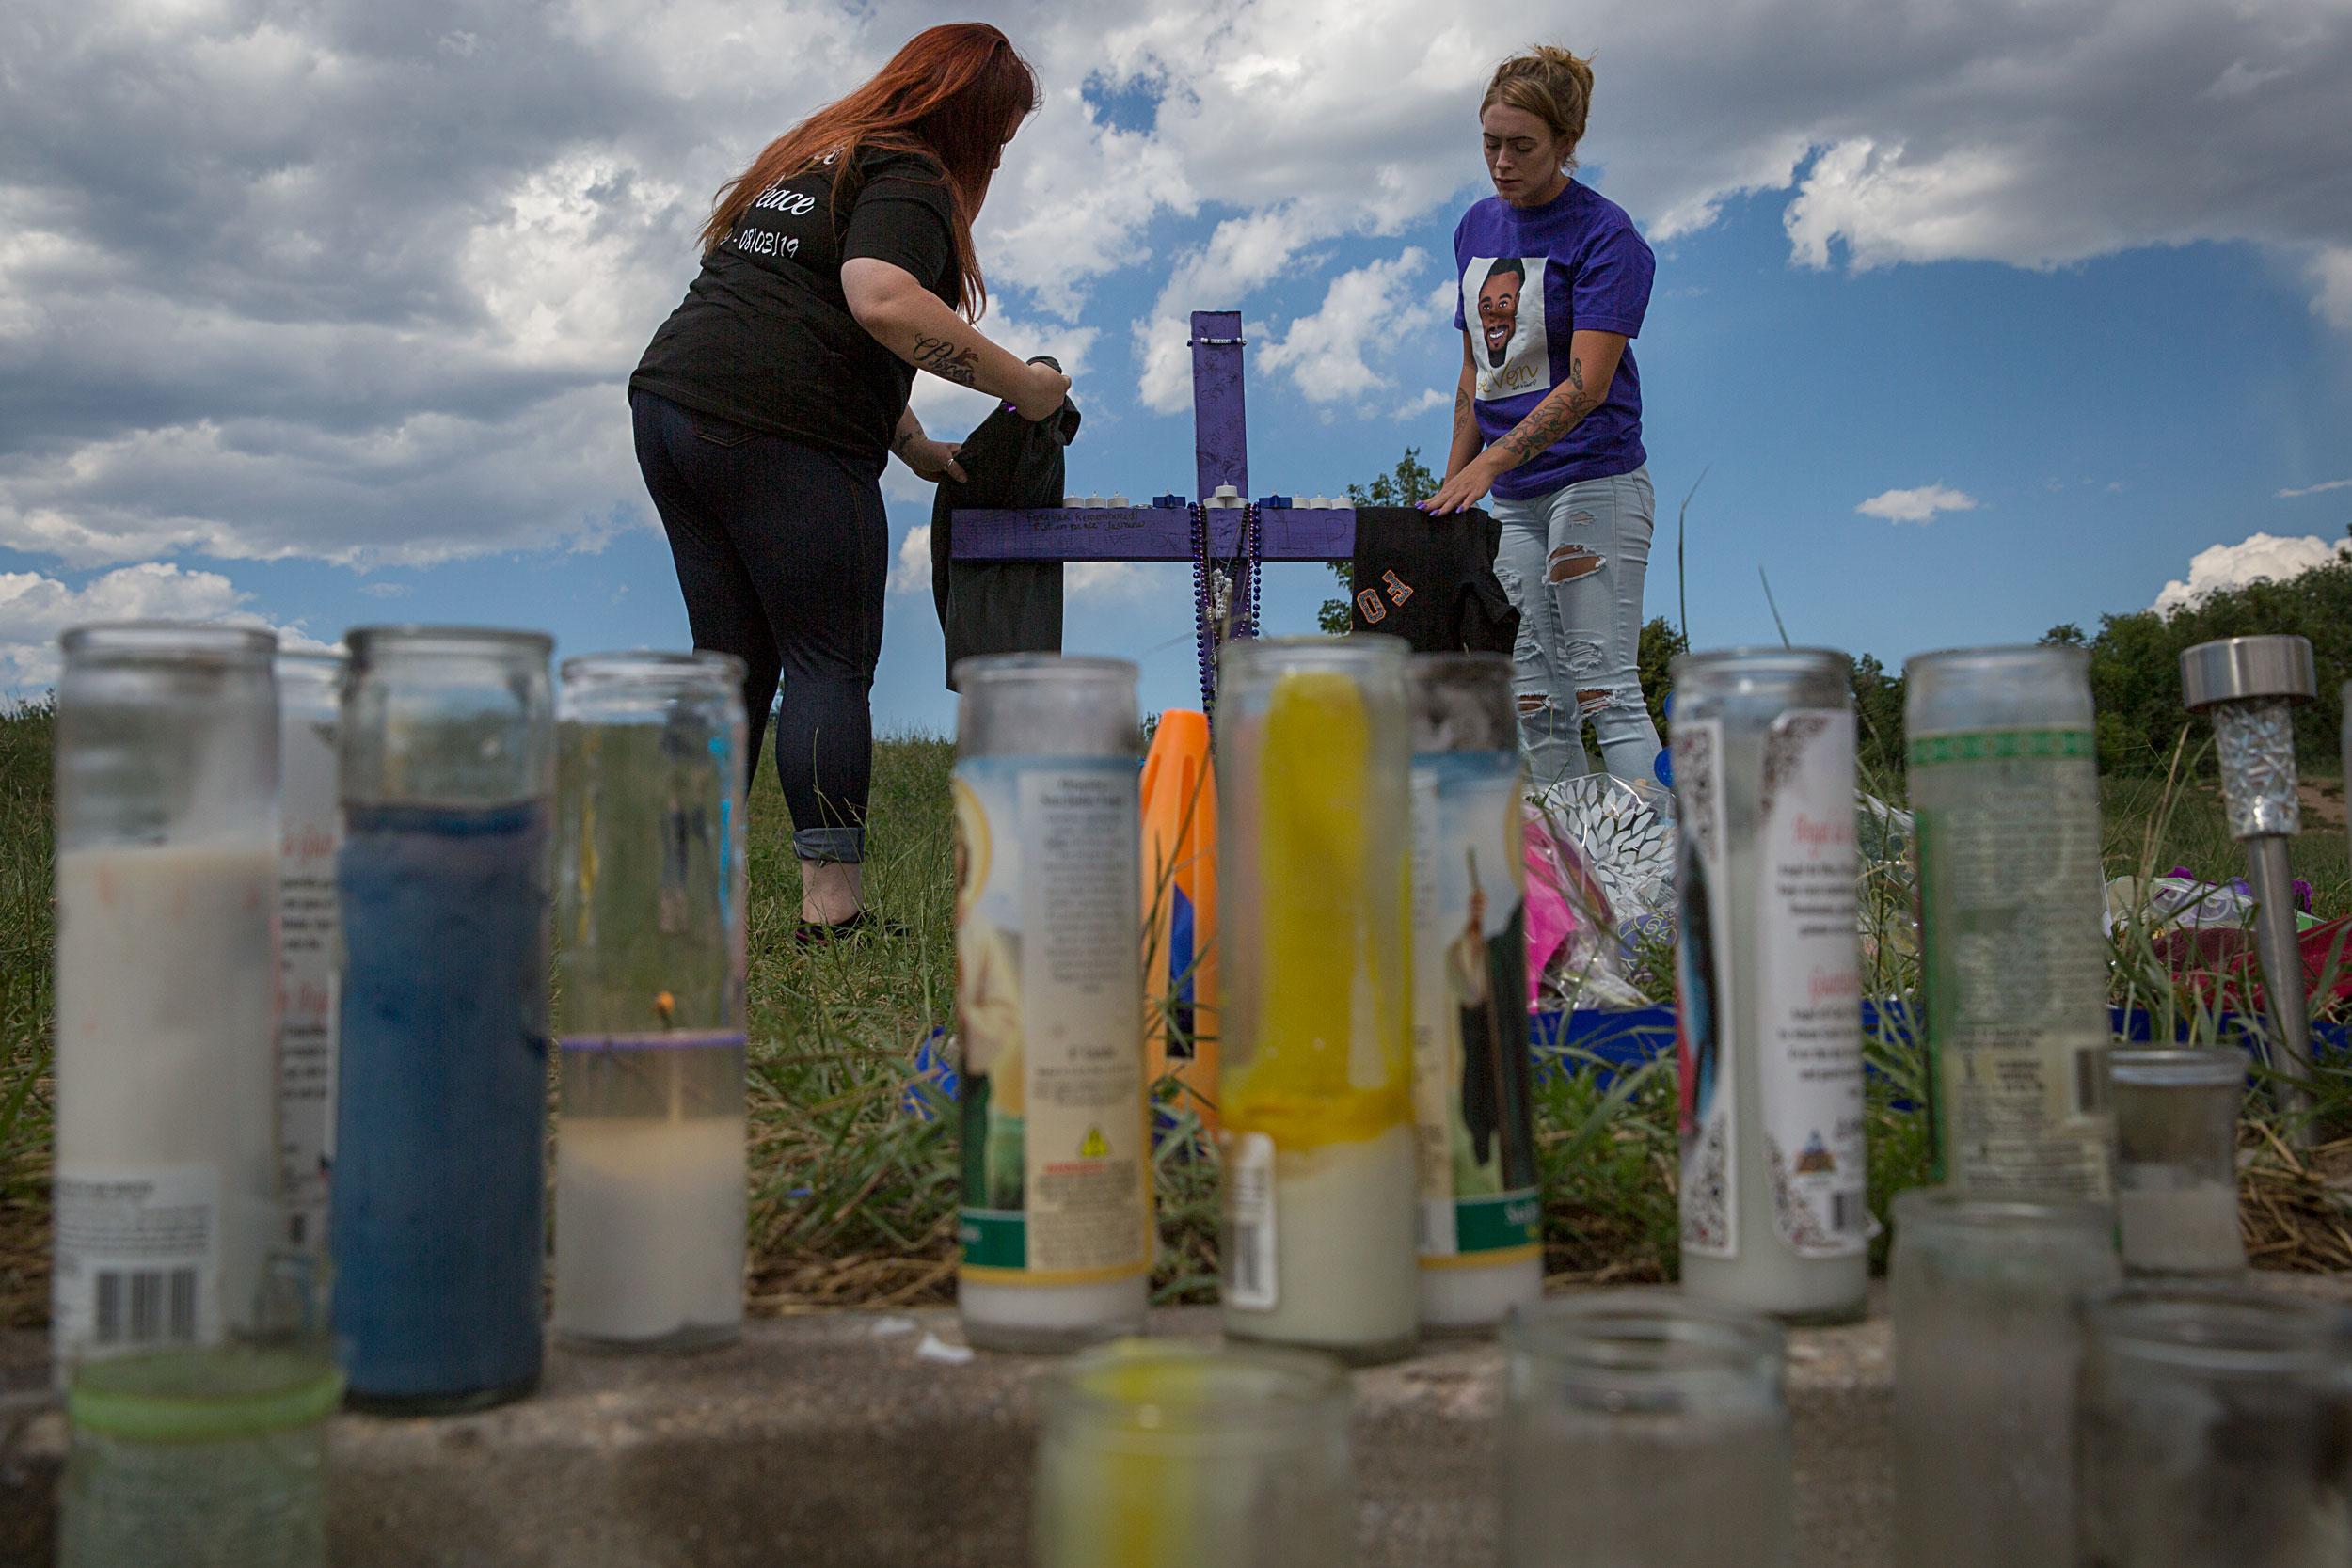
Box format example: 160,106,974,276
631,23,1066,940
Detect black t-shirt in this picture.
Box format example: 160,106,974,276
1349,506,1518,655
630,147,958,466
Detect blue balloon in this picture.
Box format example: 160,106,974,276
1653,745,1674,787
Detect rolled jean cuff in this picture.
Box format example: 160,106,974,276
793,825,865,865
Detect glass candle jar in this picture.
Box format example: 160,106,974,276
1216,636,1417,1362
274,650,344,1258
1891,1187,2121,1568
1034,1339,1354,1568
60,1344,342,1568
331,626,554,1412
2110,1048,2247,1277
52,625,282,1374
1670,649,1868,1323
1407,653,1540,1331
1502,1291,1794,1568
1905,645,2113,1201
552,653,749,1353
2078,1282,2352,1567
953,655,1152,1352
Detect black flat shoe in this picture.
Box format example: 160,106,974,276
792,911,909,946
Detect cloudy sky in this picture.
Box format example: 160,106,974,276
4,0,2350,724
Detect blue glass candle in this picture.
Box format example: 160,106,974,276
330,627,553,1413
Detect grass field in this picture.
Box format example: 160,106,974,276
2,703,2348,1327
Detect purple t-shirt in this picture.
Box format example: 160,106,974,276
1452,180,1654,500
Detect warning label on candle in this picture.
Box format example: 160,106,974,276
1756,709,1867,1258
52,1167,221,1355
954,759,1151,1285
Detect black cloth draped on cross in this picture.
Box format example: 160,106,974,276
1347,506,1518,654
929,365,1083,689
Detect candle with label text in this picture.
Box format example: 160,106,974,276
1670,648,1868,1322
1216,636,1418,1362
274,651,343,1257
954,655,1152,1353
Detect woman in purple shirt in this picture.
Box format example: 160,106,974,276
1424,46,1662,788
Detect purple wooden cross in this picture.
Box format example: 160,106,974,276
948,311,1357,707
947,309,1359,562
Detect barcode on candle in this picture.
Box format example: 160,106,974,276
1830,1191,1862,1237
1223,1132,1278,1311
2074,1047,2108,1116
93,1268,199,1347
51,1168,221,1356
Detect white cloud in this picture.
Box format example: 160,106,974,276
1258,250,1444,405
2313,248,2352,328
1391,388,1448,420
358,581,412,599
2277,477,2352,499
2153,531,2351,613
889,525,932,596
4,0,2352,584
0,563,324,689
1135,204,1340,413
1857,483,1979,524
1067,561,1155,599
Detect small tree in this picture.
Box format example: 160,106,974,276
1319,449,1440,634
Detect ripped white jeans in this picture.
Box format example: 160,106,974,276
1489,466,1663,787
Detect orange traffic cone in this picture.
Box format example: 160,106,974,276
1140,710,1218,1132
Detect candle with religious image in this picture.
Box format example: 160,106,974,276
953,656,1152,1352
1216,636,1418,1362
1669,649,1868,1322
1407,654,1541,1330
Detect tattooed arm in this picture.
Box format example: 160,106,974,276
1443,332,1482,485
842,259,1068,420
1423,329,1628,515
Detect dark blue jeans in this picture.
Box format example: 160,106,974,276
631,388,885,863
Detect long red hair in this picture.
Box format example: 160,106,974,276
701,24,1037,321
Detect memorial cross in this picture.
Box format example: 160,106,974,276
948,309,1374,710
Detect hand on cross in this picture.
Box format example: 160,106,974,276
1421,452,1503,515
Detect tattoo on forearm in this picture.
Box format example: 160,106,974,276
911,334,981,388
1494,354,1597,468
1454,385,1473,425
893,423,921,458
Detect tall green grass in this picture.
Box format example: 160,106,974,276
0,703,2345,1326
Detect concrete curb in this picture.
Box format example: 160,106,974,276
0,1291,1904,1567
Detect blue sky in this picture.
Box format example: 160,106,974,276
5,0,2349,736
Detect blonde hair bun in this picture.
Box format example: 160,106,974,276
1483,45,1595,166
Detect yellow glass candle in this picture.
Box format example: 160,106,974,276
1216,637,1416,1361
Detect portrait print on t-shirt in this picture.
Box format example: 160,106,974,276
1465,256,1549,402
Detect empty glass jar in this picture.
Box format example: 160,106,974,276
2078,1282,2352,1567
2110,1048,2247,1277
1033,1339,1354,1568
1502,1291,1794,1568
1891,1187,2121,1568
